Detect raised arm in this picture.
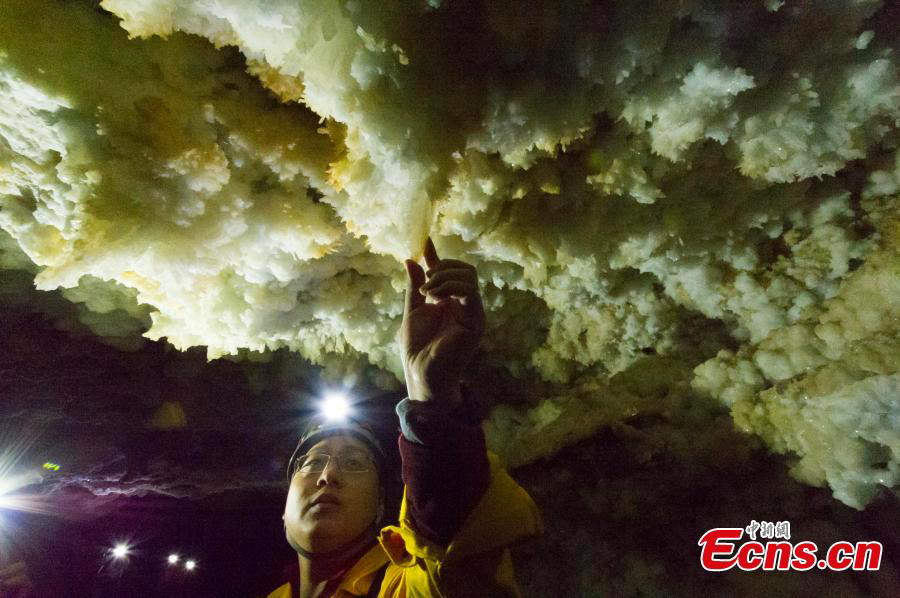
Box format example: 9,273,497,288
398,238,490,545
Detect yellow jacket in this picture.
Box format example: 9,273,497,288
267,452,542,597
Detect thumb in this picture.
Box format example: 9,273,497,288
404,259,426,314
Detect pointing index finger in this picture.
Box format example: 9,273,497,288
423,236,440,270
405,259,426,313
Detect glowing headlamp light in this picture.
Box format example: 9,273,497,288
111,543,130,559
318,391,353,423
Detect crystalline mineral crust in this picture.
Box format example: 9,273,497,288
1,0,898,507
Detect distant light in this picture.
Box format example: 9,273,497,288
319,391,352,422
0,489,45,517
0,471,42,497
111,543,130,559
184,559,196,571
167,553,180,565
42,462,60,472
0,429,48,517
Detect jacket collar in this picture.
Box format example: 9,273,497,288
333,542,390,596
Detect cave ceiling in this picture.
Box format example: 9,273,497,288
0,0,898,512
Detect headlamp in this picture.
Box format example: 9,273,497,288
287,391,386,482
318,391,352,423
111,543,130,560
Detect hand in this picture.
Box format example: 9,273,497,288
401,237,485,408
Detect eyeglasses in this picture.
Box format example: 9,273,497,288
295,449,374,475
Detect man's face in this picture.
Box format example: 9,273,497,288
284,435,381,554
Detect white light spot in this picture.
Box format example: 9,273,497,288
111,543,129,559
319,391,352,422
167,553,180,565
184,559,196,571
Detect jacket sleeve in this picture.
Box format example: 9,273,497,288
394,394,491,545
377,393,542,596
377,449,543,597
389,395,542,561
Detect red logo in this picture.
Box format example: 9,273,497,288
699,525,882,572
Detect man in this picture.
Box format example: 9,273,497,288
269,238,542,598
